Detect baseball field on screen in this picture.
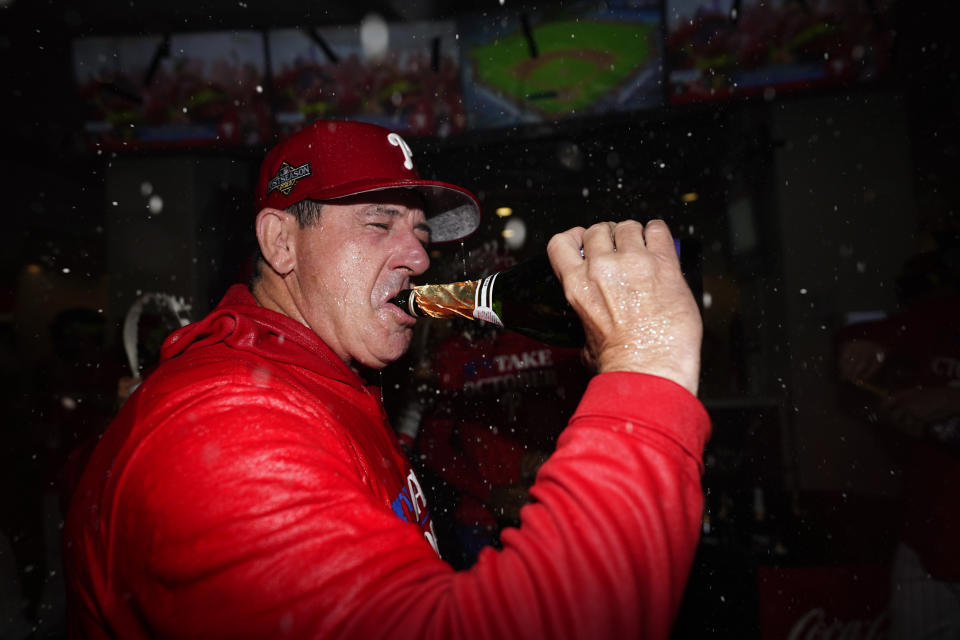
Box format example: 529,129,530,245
469,19,657,116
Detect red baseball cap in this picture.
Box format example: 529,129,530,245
255,120,481,243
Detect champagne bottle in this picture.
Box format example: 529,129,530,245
391,239,693,348
390,254,585,347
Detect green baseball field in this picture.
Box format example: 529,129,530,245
469,19,658,116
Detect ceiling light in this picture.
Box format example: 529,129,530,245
681,192,699,203
360,13,389,61
495,207,512,217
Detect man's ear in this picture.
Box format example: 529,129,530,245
255,207,297,275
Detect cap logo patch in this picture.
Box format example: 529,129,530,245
266,161,312,197
387,133,414,170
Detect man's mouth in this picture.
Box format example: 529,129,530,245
378,280,416,325
379,275,413,305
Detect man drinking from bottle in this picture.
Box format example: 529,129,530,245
64,119,709,639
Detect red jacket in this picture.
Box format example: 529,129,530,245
65,284,711,639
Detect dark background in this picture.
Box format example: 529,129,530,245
1,0,957,637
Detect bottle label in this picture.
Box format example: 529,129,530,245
473,273,504,328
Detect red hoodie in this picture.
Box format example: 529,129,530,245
64,284,711,639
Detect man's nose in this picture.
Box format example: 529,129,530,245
395,228,430,275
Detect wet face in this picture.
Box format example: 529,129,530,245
290,190,430,369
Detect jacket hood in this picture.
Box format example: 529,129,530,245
160,284,364,388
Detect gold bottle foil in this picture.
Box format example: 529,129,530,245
412,280,480,320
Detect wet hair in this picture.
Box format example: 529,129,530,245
287,199,324,228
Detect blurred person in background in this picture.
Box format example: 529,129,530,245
837,232,960,639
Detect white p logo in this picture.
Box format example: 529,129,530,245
387,132,414,170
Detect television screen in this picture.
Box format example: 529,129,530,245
666,0,894,104
459,0,664,130
268,21,464,138
72,31,272,149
